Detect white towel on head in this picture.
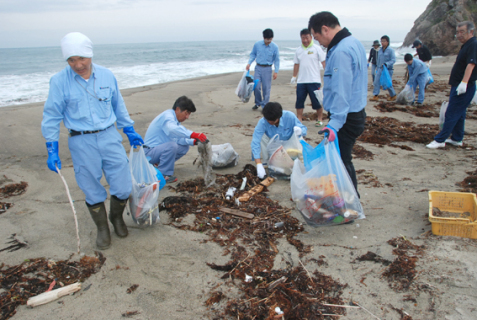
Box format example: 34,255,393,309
61,32,93,60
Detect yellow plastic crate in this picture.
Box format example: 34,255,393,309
428,191,477,239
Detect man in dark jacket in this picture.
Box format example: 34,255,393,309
368,40,380,81
412,40,432,67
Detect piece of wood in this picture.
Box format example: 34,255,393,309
237,177,275,202
267,276,287,291
27,282,81,307
219,207,254,219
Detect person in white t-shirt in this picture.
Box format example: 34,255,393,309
291,28,327,126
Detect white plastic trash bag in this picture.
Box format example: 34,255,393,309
314,88,323,106
396,85,414,105
235,70,257,103
128,146,160,226
439,101,448,130
267,133,303,179
211,143,239,169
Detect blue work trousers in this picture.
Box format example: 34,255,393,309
435,84,476,143
371,64,377,82
373,67,396,97
144,141,189,176
254,65,273,107
68,126,131,205
410,73,428,104
296,83,322,110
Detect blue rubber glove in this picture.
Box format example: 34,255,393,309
46,141,61,173
367,63,369,68
318,126,337,142
123,126,144,147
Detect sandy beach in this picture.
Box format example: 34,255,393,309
1,56,477,320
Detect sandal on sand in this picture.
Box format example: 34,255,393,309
315,121,324,127
164,175,178,184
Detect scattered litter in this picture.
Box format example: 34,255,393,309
126,284,139,294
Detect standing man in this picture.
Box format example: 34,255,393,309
308,11,367,195
291,28,326,127
246,28,280,110
370,35,397,102
404,53,429,106
368,40,380,82
426,21,477,149
41,32,144,250
412,40,432,67
143,96,208,181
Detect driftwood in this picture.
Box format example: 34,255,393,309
219,207,254,219
27,282,81,307
237,177,275,202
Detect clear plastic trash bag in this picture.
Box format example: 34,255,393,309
396,85,415,105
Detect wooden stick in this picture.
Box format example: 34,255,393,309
238,177,275,202
352,301,381,320
299,260,314,284
267,276,287,291
27,282,81,307
219,207,254,219
321,303,360,309
57,167,81,254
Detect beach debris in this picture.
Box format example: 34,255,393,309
218,207,254,219
0,252,105,320
0,181,28,198
196,140,216,187
354,251,391,266
374,101,439,118
27,282,81,307
356,169,383,187
126,284,139,294
0,202,13,214
432,207,471,219
205,291,224,307
237,176,275,202
57,167,81,254
225,187,236,200
457,168,477,194
121,310,141,317
239,177,247,190
352,144,374,160
0,234,28,253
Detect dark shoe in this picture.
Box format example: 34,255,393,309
109,196,128,238
252,105,259,110
164,175,178,183
87,202,111,250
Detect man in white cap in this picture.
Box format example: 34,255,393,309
41,32,144,250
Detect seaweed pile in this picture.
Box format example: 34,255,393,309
0,181,28,214
161,165,349,319
374,102,439,118
457,168,477,194
0,252,105,320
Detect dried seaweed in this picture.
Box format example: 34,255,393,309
0,252,105,320
374,102,439,118
457,168,477,194
352,144,374,160
0,182,28,198
356,169,383,188
0,234,27,253
354,251,391,266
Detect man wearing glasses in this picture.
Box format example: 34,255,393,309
426,21,477,148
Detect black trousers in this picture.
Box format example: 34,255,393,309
336,109,366,196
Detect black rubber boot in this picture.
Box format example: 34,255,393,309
87,202,111,250
109,196,129,238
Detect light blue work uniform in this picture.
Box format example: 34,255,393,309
407,59,429,104
373,46,396,97
248,41,280,108
143,109,193,176
41,63,134,205
251,110,307,160
323,36,368,131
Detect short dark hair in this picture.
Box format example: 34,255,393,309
404,53,413,62
172,96,196,113
381,35,390,43
308,11,340,35
262,102,283,121
263,28,274,39
300,28,311,37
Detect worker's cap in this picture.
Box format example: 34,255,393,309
372,40,380,47
61,32,93,61
412,40,422,48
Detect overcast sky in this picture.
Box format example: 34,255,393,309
1,0,432,48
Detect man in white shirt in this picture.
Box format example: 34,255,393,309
291,28,327,126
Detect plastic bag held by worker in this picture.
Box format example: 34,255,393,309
267,133,303,179
427,69,434,85
235,70,257,103
380,67,393,90
211,143,239,169
290,138,365,227
396,85,414,105
128,146,160,226
439,101,448,130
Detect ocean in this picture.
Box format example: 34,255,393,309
0,40,411,108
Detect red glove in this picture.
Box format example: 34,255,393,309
318,126,336,142
190,132,207,143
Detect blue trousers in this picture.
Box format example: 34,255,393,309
254,65,272,107
68,126,131,205
296,83,322,110
435,84,476,143
373,67,396,97
410,72,428,103
144,141,189,176
371,64,377,82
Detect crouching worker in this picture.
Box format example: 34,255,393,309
41,32,144,250
405,53,429,106
143,96,208,183
251,102,307,179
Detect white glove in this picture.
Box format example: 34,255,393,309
457,81,467,95
293,126,302,136
290,77,297,85
256,163,266,179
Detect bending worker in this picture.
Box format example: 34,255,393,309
404,53,429,106
143,96,208,183
251,102,307,179
41,32,144,250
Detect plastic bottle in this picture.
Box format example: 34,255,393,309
225,187,236,200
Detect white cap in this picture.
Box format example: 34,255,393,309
61,32,93,61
